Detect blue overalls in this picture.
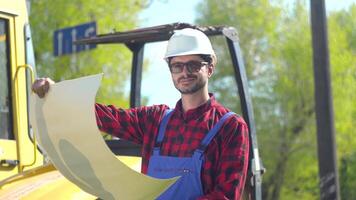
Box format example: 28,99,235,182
147,109,235,200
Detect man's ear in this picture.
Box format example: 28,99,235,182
207,65,214,77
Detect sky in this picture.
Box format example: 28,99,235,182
138,0,201,107
137,0,355,108
325,0,356,10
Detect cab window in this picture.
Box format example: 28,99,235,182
0,18,13,140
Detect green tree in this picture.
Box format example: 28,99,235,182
196,0,356,199
264,3,318,199
198,0,317,199
328,4,356,199
197,1,317,199
30,0,147,106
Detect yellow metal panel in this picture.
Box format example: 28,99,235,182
0,157,142,199
0,169,95,199
7,0,42,172
22,173,96,200
0,0,44,179
0,140,17,179
0,11,20,180
0,163,55,187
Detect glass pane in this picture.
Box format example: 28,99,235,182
209,36,242,114
141,42,180,108
0,18,13,139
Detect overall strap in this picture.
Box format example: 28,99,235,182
153,109,174,154
195,112,235,156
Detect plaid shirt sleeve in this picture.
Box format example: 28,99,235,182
199,116,250,200
94,103,167,144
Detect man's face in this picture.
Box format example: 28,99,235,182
169,55,213,94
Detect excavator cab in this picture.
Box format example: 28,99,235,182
0,1,43,180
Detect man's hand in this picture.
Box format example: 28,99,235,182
31,78,55,98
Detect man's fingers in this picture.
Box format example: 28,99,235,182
31,78,41,92
37,87,45,98
44,77,55,85
43,80,50,94
32,78,54,98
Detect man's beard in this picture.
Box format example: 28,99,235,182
174,75,206,94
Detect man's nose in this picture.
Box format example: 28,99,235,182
181,65,192,75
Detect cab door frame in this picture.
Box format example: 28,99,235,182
0,2,43,180
0,11,20,178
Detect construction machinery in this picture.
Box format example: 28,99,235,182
0,0,264,199
0,1,141,199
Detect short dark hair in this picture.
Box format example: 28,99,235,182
199,54,213,64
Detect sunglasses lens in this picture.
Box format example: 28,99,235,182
170,63,184,73
169,61,208,73
186,61,203,73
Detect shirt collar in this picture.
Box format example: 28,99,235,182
175,93,216,121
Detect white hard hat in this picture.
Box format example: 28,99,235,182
164,28,215,59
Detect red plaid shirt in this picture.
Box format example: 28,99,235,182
95,94,249,200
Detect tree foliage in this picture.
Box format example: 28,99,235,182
328,4,356,199
196,0,356,199
29,0,147,106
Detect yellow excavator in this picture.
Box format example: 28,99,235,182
0,0,265,199
0,1,141,199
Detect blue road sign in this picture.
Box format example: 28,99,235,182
54,22,96,56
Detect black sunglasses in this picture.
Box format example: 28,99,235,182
169,61,209,74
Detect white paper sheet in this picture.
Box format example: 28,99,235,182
29,74,177,200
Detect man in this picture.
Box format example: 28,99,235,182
33,28,249,200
